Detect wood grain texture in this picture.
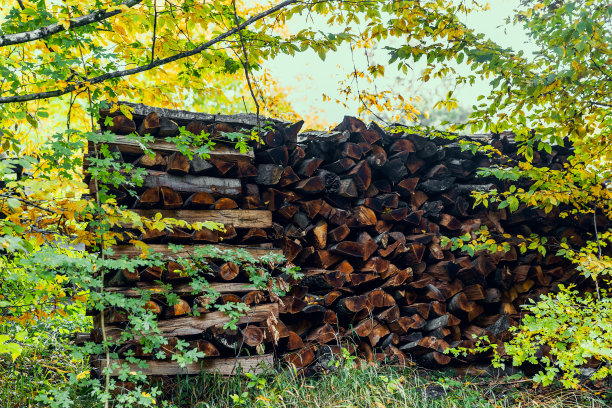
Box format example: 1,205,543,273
104,303,278,340
119,101,289,127
108,244,282,259
89,136,254,162
142,171,241,195
104,282,257,297
132,209,272,228
95,354,273,376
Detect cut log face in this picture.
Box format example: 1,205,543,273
138,112,161,136
166,152,191,175
348,161,372,192
110,115,137,134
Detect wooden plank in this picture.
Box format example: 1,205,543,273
95,354,273,376
108,244,282,259
132,209,272,229
117,101,289,128
104,303,278,340
89,136,254,162
105,282,257,297
142,171,242,195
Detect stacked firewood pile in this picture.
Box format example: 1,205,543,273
85,102,592,376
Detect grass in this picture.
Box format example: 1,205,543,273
158,363,611,408
2,335,610,408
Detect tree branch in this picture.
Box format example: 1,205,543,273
0,0,299,104
0,0,144,48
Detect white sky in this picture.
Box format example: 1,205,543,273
260,1,531,126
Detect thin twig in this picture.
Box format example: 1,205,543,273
593,204,602,302
151,0,158,63
232,0,260,133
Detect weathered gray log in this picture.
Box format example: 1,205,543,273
94,354,273,376
142,171,241,195
108,244,282,259
131,209,272,228
103,304,278,340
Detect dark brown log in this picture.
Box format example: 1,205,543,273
213,197,238,210
341,143,363,160
301,199,323,218
242,228,268,244
184,191,215,207
138,112,161,136
166,152,191,175
367,145,387,169
160,187,183,210
278,166,300,187
377,305,400,323
295,176,325,195
286,331,305,351
141,266,163,281
213,225,235,242
349,273,378,287
324,291,344,307
159,117,179,136
512,265,531,283
162,298,191,318
347,206,377,227
310,220,327,249
256,146,289,165
439,213,461,230
420,351,451,367
411,191,428,210
306,324,337,344
464,284,486,301
348,161,371,192
297,158,324,177
185,121,208,136
236,161,258,178
337,295,372,316
166,261,187,280
311,250,341,269
209,159,236,176
167,227,192,243
138,187,161,208
242,327,265,347
190,340,220,357
330,241,364,259
369,289,395,308
328,224,350,243
285,347,315,368
219,262,240,281
382,268,412,287
448,292,472,315
110,115,137,134
138,152,166,168
324,158,356,173
350,318,375,337
242,291,265,305
337,178,358,198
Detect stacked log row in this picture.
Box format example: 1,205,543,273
86,102,598,376
86,104,297,376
